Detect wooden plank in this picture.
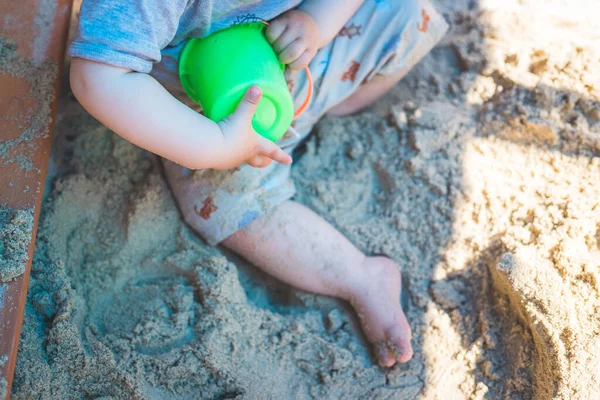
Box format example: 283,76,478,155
0,0,72,397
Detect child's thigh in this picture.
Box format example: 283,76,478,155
162,157,296,246
289,0,449,134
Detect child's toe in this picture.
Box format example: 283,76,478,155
373,322,413,367
388,317,413,363
374,341,397,367
393,335,414,363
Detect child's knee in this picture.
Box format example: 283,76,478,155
162,158,296,246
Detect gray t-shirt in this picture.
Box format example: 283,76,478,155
69,0,302,73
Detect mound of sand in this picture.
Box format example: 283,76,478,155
10,0,600,398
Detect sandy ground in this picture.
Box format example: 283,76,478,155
8,0,600,398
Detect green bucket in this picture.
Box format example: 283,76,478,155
179,23,294,142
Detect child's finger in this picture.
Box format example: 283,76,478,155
233,86,262,123
288,50,313,71
247,155,272,168
265,19,286,44
257,137,292,165
272,27,298,54
278,39,306,65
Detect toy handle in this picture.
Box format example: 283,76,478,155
261,21,313,120
293,66,313,120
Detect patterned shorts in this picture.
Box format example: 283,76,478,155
156,0,449,245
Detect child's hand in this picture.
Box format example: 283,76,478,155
266,10,319,70
218,86,292,169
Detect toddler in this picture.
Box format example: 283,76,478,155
69,0,448,367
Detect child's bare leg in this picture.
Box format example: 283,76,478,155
328,68,409,117
221,201,413,366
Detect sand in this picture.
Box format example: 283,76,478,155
0,206,34,281
10,0,600,398
0,355,7,400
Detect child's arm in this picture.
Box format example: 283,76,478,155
266,1,364,70
298,0,365,48
70,58,292,170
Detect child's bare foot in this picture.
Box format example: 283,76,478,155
206,201,413,367
347,256,413,367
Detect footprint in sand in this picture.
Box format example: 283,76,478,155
91,275,199,354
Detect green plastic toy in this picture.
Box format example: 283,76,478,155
179,22,312,142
